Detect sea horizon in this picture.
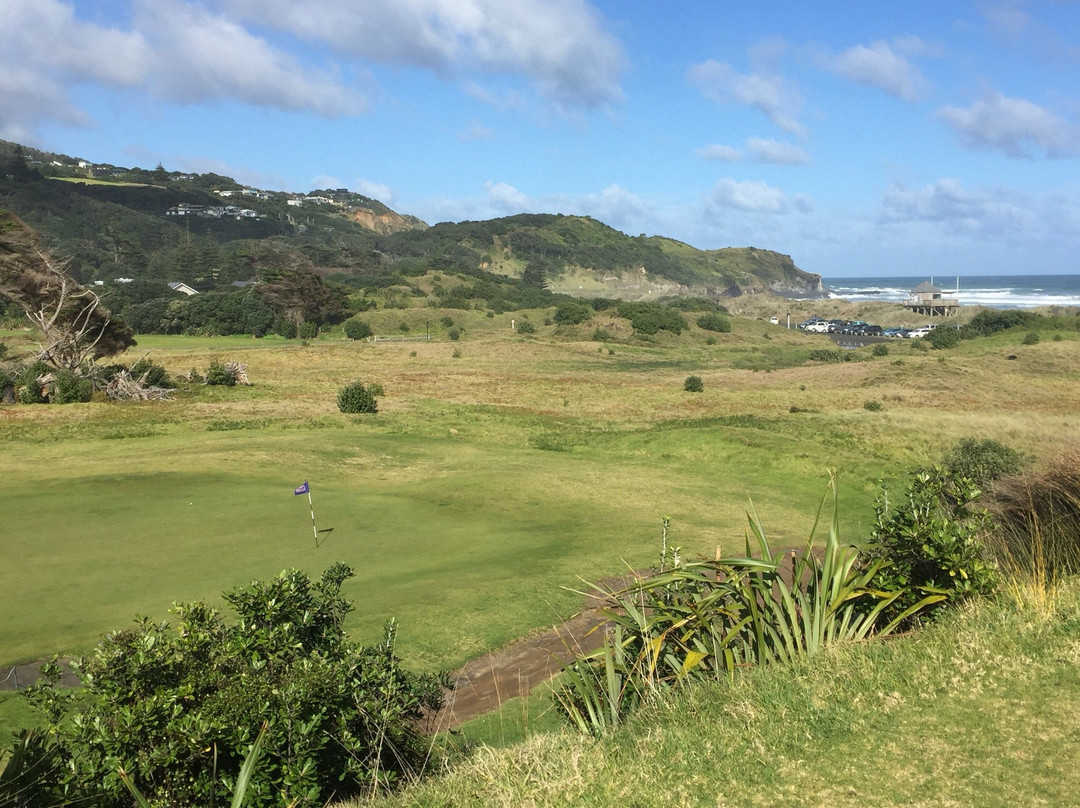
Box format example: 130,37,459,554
821,274,1080,310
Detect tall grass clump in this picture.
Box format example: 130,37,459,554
554,473,943,735
984,450,1080,605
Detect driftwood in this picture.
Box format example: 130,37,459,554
223,362,250,385
105,369,172,401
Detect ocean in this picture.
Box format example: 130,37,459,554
822,275,1080,310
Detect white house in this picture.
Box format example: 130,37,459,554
167,282,199,296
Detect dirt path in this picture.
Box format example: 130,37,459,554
426,606,610,731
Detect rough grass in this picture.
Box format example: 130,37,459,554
358,582,1080,808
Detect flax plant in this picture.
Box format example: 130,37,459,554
555,472,945,735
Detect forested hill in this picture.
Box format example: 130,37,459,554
0,139,823,299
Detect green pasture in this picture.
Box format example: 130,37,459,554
3,319,1078,679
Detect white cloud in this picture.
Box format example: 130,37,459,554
938,91,1080,158
485,181,533,213
353,179,397,205
219,0,626,110
697,139,809,165
745,138,810,165
879,178,1035,235
824,40,927,101
697,144,744,162
708,179,795,214
133,0,365,115
688,59,805,136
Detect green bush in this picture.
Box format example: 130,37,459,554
808,349,856,363
864,468,997,627
591,327,612,341
337,381,379,413
616,302,687,336
963,309,1035,337
447,327,462,340
205,360,237,386
343,319,373,340
871,343,889,357
298,321,319,339
130,358,173,388
1022,332,1040,345
515,320,535,335
24,565,447,808
863,400,883,412
51,370,92,404
276,320,298,339
440,315,454,328
553,302,593,325
942,438,1023,487
926,327,961,349
15,361,49,404
684,375,704,393
696,312,732,333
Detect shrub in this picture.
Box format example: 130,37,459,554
684,375,704,393
51,370,92,404
1022,332,1040,345
447,327,462,340
910,339,929,352
807,349,856,363
337,381,379,413
130,358,173,388
871,343,889,357
696,312,732,333
864,468,997,627
964,309,1035,337
205,360,237,386
398,321,410,333
553,302,593,325
298,322,319,339
515,320,535,335
943,438,1023,487
343,319,373,340
15,361,50,404
616,302,687,336
926,327,961,349
276,320,298,339
863,400,883,412
24,565,447,808
440,315,454,328
591,327,612,341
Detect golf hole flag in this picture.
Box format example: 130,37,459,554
294,481,309,495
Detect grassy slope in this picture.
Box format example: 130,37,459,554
364,584,1080,808
2,309,1077,716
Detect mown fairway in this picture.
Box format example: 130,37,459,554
2,310,1077,673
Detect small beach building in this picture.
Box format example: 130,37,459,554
903,281,958,317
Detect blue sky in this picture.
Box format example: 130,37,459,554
4,1,1080,277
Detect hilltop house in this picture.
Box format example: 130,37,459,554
167,282,199,296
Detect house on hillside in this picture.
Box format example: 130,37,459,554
167,282,199,296
903,281,958,317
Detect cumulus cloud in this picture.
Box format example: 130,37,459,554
218,0,626,109
938,91,1080,158
0,0,623,139
823,40,927,101
688,59,805,136
708,179,798,214
353,179,397,205
879,178,1035,235
697,138,809,165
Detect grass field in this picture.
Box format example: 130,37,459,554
2,308,1077,687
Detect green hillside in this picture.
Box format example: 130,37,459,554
0,140,823,300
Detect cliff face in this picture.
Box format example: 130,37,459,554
346,207,427,235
